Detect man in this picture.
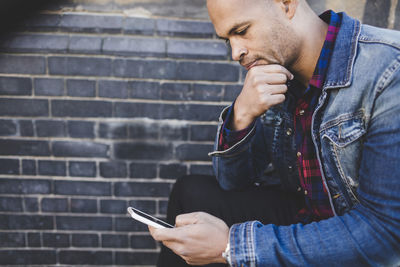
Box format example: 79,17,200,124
149,0,400,266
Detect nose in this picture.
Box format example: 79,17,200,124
230,39,247,61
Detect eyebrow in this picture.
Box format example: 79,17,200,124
216,21,251,39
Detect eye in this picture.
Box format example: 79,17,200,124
236,26,248,36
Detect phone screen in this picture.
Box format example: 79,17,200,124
128,207,174,228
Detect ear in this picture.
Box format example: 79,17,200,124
279,0,298,19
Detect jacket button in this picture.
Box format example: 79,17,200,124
288,165,293,170
286,128,293,136
299,109,305,116
297,186,302,192
304,190,308,195
297,152,302,157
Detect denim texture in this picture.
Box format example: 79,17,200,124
209,12,400,266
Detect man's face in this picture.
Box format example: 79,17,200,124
207,0,300,70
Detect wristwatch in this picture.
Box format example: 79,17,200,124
221,242,231,265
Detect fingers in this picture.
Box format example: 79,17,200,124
175,212,203,227
252,64,294,80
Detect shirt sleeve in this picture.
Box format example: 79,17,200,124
219,104,255,151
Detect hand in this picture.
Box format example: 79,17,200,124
148,212,229,265
233,64,293,130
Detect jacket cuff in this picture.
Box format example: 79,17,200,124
229,221,258,267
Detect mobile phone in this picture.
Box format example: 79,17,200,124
127,207,174,229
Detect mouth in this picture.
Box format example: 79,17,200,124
243,60,258,70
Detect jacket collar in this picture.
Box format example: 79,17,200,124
324,12,361,90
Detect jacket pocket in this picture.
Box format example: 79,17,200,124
320,110,366,147
320,110,366,205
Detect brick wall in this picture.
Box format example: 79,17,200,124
0,12,238,266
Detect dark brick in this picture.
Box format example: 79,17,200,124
192,83,223,101
0,215,53,230
129,162,157,178
69,161,96,177
38,160,66,176
160,163,187,179
114,142,172,160
114,182,170,197
0,55,46,74
363,0,391,28
176,144,214,161
0,77,31,96
0,158,19,174
161,82,191,100
69,36,102,54
59,13,123,33
52,100,112,118
54,180,110,196
159,200,168,214
103,37,166,57
156,19,214,37
0,197,23,211
24,14,61,31
190,164,214,176
177,61,239,82
99,122,128,139
72,234,99,247
396,2,400,30
130,235,157,249
19,120,34,136
43,233,69,247
52,141,109,158
0,250,56,265
160,123,189,141
1,34,68,53
0,233,25,247
59,250,112,265
34,78,64,96
22,160,36,175
116,252,158,265
48,56,112,77
124,17,155,35
0,139,50,156
27,233,41,247
68,121,95,138
167,39,227,59
0,119,17,136
98,80,129,99
0,178,51,194
67,79,96,97
114,102,160,119
99,161,127,178
113,59,177,79
128,121,159,140
190,124,217,141
100,199,126,214
183,104,224,122
102,234,128,248
224,84,242,101
115,217,147,232
0,98,48,117
36,120,66,137
24,198,39,212
71,198,97,213
129,81,160,99
41,198,68,213
159,103,185,120
128,200,156,214
56,216,112,231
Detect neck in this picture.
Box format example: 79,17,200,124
290,12,329,87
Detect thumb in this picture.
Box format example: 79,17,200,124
175,212,203,227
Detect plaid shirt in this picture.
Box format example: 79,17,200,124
219,10,342,223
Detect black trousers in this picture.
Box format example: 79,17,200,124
157,175,305,267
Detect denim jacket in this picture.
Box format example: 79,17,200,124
209,13,400,266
